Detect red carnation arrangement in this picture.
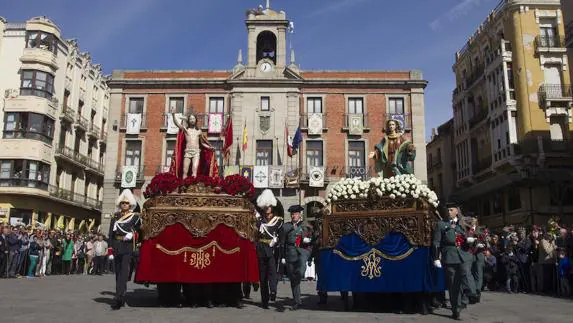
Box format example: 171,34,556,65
143,172,181,198
222,174,255,199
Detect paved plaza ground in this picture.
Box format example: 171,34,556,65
1,275,572,323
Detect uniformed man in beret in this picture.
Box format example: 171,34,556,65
432,202,472,320
280,204,313,310
108,189,141,310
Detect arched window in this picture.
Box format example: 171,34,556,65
256,31,277,64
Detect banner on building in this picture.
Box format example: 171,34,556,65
253,166,269,188
348,114,363,135
268,166,284,188
126,113,142,134
208,113,223,134
224,165,240,177
308,113,323,135
309,166,325,188
167,113,183,134
121,165,139,188
284,167,299,188
240,166,253,183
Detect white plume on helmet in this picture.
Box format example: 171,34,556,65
116,189,137,210
257,189,277,209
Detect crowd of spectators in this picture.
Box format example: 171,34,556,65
0,223,113,278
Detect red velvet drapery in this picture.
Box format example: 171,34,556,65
135,223,258,283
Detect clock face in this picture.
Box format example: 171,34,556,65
260,62,273,72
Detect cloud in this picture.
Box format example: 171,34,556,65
305,0,372,18
430,0,495,31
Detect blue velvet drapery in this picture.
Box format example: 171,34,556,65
317,232,445,293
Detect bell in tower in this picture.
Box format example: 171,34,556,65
256,31,277,64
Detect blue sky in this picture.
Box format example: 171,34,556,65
1,0,501,140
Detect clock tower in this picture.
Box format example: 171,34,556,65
244,3,290,78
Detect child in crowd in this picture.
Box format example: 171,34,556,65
557,248,571,297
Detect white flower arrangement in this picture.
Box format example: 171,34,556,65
325,174,439,208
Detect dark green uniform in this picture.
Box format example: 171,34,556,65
432,219,471,318
280,220,311,308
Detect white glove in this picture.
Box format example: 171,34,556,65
281,258,286,265
433,260,442,268
269,236,278,247
255,211,261,219
466,237,476,243
477,243,485,248
303,237,311,244
123,232,133,241
108,255,114,261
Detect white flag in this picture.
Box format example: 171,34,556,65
268,166,284,188
167,113,183,134
121,166,138,188
126,113,142,134
253,166,269,188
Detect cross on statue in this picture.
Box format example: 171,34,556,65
266,0,270,9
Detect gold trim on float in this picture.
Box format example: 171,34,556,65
332,247,415,261
156,242,240,270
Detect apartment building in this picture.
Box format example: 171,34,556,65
0,16,110,229
101,4,428,231
450,0,573,227
563,0,573,84
426,119,456,203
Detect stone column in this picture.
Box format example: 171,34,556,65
411,87,428,183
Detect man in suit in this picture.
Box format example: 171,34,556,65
280,205,312,310
108,189,141,310
432,202,473,320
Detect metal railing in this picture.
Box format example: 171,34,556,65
472,157,492,174
115,165,146,182
48,185,102,210
535,35,566,50
0,177,49,190
343,113,369,130
76,114,89,130
512,138,573,155
465,64,485,89
538,84,573,107
300,113,328,130
61,106,76,122
3,129,53,145
85,158,104,174
88,123,100,139
100,130,108,142
56,146,89,166
121,113,147,129
469,109,488,128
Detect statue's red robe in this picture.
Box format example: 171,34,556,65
170,129,219,178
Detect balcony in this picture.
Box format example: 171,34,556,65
535,35,567,52
84,158,104,176
3,129,54,145
20,47,58,69
4,91,57,119
55,146,88,168
75,115,89,131
300,113,328,133
64,76,72,93
538,84,573,108
0,177,49,191
469,109,488,129
88,123,100,140
48,185,102,210
567,21,573,48
513,138,573,156
114,165,146,183
472,157,492,175
343,114,370,133
465,64,485,90
60,106,75,123
121,113,147,130
100,130,108,143
79,88,86,103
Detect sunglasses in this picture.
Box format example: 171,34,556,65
120,202,130,205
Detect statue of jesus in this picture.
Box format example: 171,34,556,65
172,113,216,178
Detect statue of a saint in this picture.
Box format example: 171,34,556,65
172,113,219,178
368,119,416,178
